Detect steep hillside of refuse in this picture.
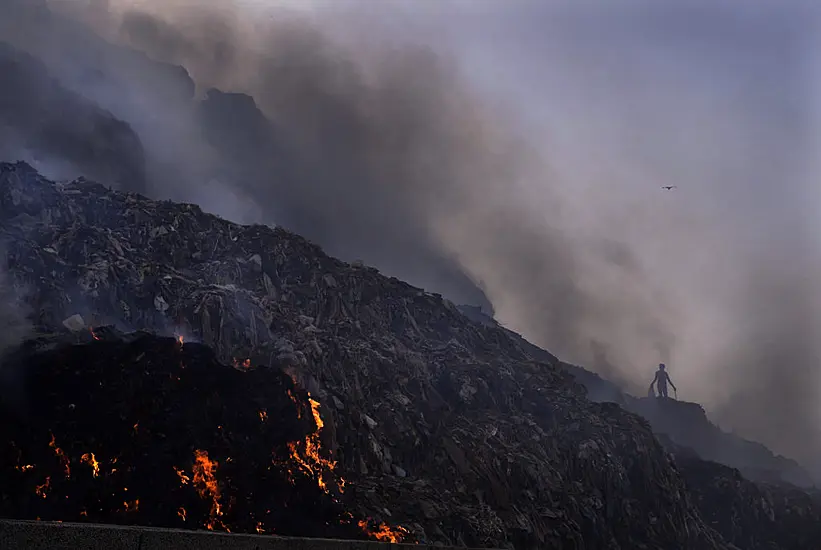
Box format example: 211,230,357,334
676,453,821,550
626,397,814,487
0,160,735,549
459,305,816,488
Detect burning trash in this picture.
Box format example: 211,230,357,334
286,395,343,495
359,519,410,543
80,453,100,477
0,330,410,542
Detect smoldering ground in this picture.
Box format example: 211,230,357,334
2,0,821,471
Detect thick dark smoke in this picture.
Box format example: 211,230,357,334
1,0,820,474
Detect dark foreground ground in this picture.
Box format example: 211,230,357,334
0,518,448,550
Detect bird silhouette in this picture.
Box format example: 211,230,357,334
661,186,677,190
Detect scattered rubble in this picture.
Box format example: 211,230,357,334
0,162,818,548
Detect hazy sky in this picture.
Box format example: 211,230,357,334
378,0,821,467
5,0,821,470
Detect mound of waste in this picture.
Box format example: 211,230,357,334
675,451,821,550
0,162,818,548
0,327,404,542
626,396,815,488
459,305,817,488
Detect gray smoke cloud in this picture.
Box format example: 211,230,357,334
1,0,821,472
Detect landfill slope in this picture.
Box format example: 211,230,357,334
675,452,821,550
0,328,378,541
0,161,805,548
460,305,816,488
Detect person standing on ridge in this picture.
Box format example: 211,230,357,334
649,363,676,399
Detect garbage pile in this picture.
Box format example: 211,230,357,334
460,305,817,489
626,396,815,488
675,452,821,550
0,326,406,541
0,161,818,548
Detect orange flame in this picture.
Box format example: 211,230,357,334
90,327,100,341
286,394,344,494
233,358,251,370
49,434,70,478
255,522,265,534
192,450,225,531
287,389,302,419
35,477,50,498
123,500,140,513
174,466,190,485
80,510,88,518
309,398,324,431
177,507,187,522
259,410,268,422
177,335,184,345
80,453,100,477
15,464,34,472
358,520,410,543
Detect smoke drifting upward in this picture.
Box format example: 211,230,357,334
2,0,821,470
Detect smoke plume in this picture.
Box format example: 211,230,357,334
1,0,821,473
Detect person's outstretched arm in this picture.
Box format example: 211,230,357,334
668,375,676,391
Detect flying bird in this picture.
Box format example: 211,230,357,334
661,186,677,190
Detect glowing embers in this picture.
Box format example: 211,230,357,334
80,453,100,477
233,358,251,370
174,466,190,485
48,433,70,478
287,389,302,419
122,500,140,513
35,477,50,499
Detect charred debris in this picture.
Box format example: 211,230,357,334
0,162,820,549
1,327,384,541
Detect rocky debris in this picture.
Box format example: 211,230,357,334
0,328,390,540
626,397,815,488
0,43,146,192
458,305,817,488
675,453,821,550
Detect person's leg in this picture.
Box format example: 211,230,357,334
659,385,668,398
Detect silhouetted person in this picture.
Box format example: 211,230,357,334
649,363,676,399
